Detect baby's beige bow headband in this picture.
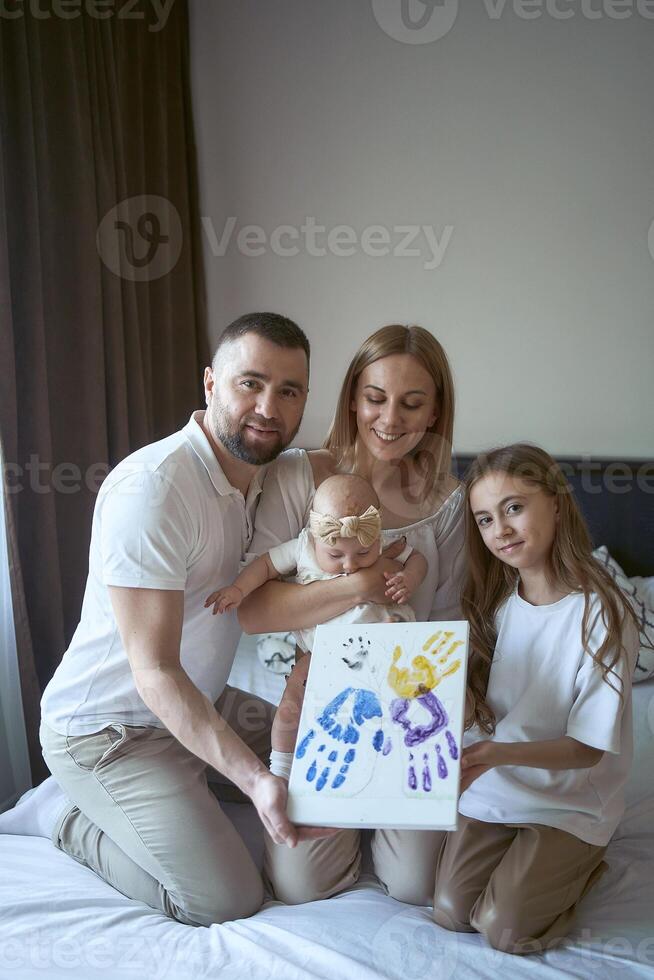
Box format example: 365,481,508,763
309,505,382,548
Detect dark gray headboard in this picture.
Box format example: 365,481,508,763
453,456,654,578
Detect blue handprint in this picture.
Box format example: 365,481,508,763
295,687,386,792
390,691,459,792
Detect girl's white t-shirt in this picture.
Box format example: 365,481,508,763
459,588,638,845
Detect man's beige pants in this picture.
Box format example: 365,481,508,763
40,687,275,928
265,814,606,955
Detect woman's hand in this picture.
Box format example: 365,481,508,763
380,538,408,561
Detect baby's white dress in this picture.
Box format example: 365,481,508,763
267,527,416,652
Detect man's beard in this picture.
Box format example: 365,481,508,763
212,405,299,465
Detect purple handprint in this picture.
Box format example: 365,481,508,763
390,691,459,792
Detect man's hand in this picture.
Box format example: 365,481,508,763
249,771,339,846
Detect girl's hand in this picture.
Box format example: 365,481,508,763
460,763,493,793
204,585,243,615
459,740,505,793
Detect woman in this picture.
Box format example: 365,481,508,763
239,324,464,905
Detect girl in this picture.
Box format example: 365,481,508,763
433,443,639,955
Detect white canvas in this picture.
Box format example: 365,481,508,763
287,620,469,830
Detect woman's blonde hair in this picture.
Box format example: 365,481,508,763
323,324,455,502
462,443,638,734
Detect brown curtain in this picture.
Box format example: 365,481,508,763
0,0,208,781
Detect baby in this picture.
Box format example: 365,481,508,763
206,473,427,652
206,474,428,780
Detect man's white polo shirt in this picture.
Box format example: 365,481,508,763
41,412,266,736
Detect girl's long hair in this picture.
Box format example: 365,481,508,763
463,443,639,734
323,325,455,503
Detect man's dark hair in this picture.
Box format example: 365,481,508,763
212,312,310,370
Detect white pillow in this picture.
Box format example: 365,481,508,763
616,677,654,845
632,575,654,609
592,546,654,682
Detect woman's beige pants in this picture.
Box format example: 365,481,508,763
264,826,447,908
265,814,606,955
40,687,275,928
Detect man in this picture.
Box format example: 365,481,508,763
38,312,327,926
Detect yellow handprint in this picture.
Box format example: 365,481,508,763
387,630,462,699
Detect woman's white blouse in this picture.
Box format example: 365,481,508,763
250,448,466,623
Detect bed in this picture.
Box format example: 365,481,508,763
1,455,653,979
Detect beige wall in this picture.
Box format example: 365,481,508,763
189,0,654,457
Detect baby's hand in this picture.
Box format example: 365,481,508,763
383,570,417,604
204,585,243,615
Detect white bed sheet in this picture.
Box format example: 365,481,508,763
1,643,653,980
